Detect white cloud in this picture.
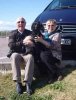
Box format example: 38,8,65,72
0,20,15,31
0,20,31,31
0,21,3,24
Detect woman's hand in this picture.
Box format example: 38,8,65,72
34,36,51,48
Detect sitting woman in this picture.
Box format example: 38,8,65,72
33,19,63,82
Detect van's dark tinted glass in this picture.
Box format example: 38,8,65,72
45,0,76,10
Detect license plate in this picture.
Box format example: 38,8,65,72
61,39,71,45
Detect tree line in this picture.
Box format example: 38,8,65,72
0,31,10,37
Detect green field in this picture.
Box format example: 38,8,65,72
0,65,76,100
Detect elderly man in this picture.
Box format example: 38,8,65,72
7,17,34,95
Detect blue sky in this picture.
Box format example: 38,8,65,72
0,0,52,30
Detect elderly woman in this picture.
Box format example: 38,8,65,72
34,19,62,83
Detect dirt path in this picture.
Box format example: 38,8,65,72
0,37,10,62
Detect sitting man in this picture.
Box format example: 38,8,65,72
7,17,34,95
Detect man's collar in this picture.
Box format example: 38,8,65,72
18,30,23,34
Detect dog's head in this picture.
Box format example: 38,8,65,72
31,21,44,36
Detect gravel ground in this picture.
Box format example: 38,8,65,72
0,37,10,62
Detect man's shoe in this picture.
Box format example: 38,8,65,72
26,83,32,95
16,83,23,94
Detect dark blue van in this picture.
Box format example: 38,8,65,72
33,0,76,60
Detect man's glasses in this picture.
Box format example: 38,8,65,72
17,21,25,23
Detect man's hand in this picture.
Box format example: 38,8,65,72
23,36,34,46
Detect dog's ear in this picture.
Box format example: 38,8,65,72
31,22,39,31
39,22,44,32
41,24,44,32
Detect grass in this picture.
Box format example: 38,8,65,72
0,65,76,100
